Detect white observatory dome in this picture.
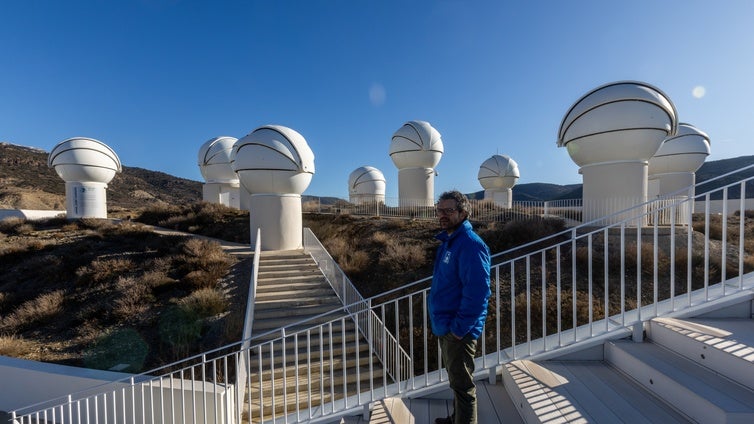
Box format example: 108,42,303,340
231,125,315,195
48,137,122,183
389,120,444,169
349,166,386,197
648,123,710,175
198,136,239,183
478,154,520,190
557,81,678,167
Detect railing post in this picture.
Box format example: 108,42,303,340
632,322,644,342
341,268,347,304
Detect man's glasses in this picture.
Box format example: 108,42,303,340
435,207,458,216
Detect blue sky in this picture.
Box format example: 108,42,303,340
1,1,753,199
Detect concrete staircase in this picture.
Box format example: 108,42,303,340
503,310,754,423
247,250,385,420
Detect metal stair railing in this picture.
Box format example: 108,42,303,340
12,164,754,424
303,227,412,384
236,228,261,424
303,196,583,224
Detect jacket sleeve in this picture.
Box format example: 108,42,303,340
450,238,491,337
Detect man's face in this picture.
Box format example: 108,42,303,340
436,199,466,232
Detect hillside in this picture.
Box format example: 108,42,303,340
0,142,201,210
1,142,753,209
695,155,754,199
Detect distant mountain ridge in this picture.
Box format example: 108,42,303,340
0,142,752,210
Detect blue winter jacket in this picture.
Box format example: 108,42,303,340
429,220,491,340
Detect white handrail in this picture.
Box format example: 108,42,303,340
302,228,411,383
236,228,261,423
303,196,583,224
12,164,754,424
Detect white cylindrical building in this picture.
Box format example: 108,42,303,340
648,123,710,225
348,166,386,205
48,137,122,219
231,125,315,251
557,81,678,225
648,123,710,197
389,120,443,207
198,136,241,209
477,154,519,208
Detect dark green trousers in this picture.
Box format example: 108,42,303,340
439,333,478,424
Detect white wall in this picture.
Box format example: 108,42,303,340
1,356,231,424
0,209,65,221
0,355,131,411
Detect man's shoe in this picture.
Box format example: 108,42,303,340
434,417,452,424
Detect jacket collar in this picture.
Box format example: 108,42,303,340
435,219,472,243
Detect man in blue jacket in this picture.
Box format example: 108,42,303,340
430,190,491,424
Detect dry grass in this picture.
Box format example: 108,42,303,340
0,334,41,359
112,276,152,319
135,202,249,243
379,237,426,271
2,204,753,375
141,270,178,290
323,238,371,274
0,217,29,234
1,290,66,332
179,287,228,318
0,216,239,371
179,238,232,288
76,257,135,286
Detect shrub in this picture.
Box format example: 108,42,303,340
135,202,249,243
0,334,40,359
113,276,151,319
101,221,153,238
83,328,149,372
178,238,232,288
480,217,566,254
179,288,228,318
76,257,135,286
324,238,371,274
158,305,202,358
371,231,390,244
78,218,117,232
0,238,47,257
0,217,35,236
1,290,66,332
61,221,80,232
379,237,425,272
141,270,178,290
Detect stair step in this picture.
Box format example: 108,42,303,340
255,287,336,302
254,302,344,320
259,262,320,271
258,249,306,258
250,325,361,349
252,339,370,367
250,313,351,337
257,273,327,283
258,269,324,279
649,317,754,390
606,339,754,423
256,277,330,290
503,359,689,423
254,290,343,312
248,365,386,397
244,247,393,421
249,353,378,380
247,378,386,420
